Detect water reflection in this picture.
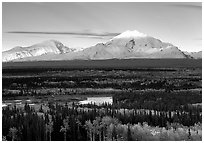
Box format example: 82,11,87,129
79,96,113,105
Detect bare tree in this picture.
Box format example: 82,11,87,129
76,118,82,140
93,117,102,141
8,127,18,141
45,116,53,141
84,120,93,141
101,116,119,141
60,116,70,141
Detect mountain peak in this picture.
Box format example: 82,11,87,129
2,40,75,62
113,30,147,39
33,39,63,47
3,32,199,62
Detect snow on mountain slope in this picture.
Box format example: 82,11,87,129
74,30,191,59
2,40,75,62
14,52,87,61
148,46,192,58
112,30,147,39
3,30,196,62
183,51,202,59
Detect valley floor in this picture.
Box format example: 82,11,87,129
2,65,202,141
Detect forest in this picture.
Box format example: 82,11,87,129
2,101,202,141
2,67,202,141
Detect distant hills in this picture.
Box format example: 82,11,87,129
2,30,202,62
183,51,202,59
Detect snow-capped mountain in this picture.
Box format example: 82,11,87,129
3,30,199,62
183,51,202,59
71,30,192,60
2,40,75,62
112,30,147,39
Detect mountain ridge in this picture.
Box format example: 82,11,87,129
2,30,201,62
2,40,75,62
183,51,202,59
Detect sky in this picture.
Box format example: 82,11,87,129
2,2,202,52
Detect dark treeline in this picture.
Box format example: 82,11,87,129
2,67,177,74
2,59,202,69
2,76,201,91
112,91,202,112
3,68,201,93
2,101,202,141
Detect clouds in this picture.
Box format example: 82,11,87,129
6,31,120,39
2,2,202,52
168,2,202,10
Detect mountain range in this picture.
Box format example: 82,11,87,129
2,30,202,62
